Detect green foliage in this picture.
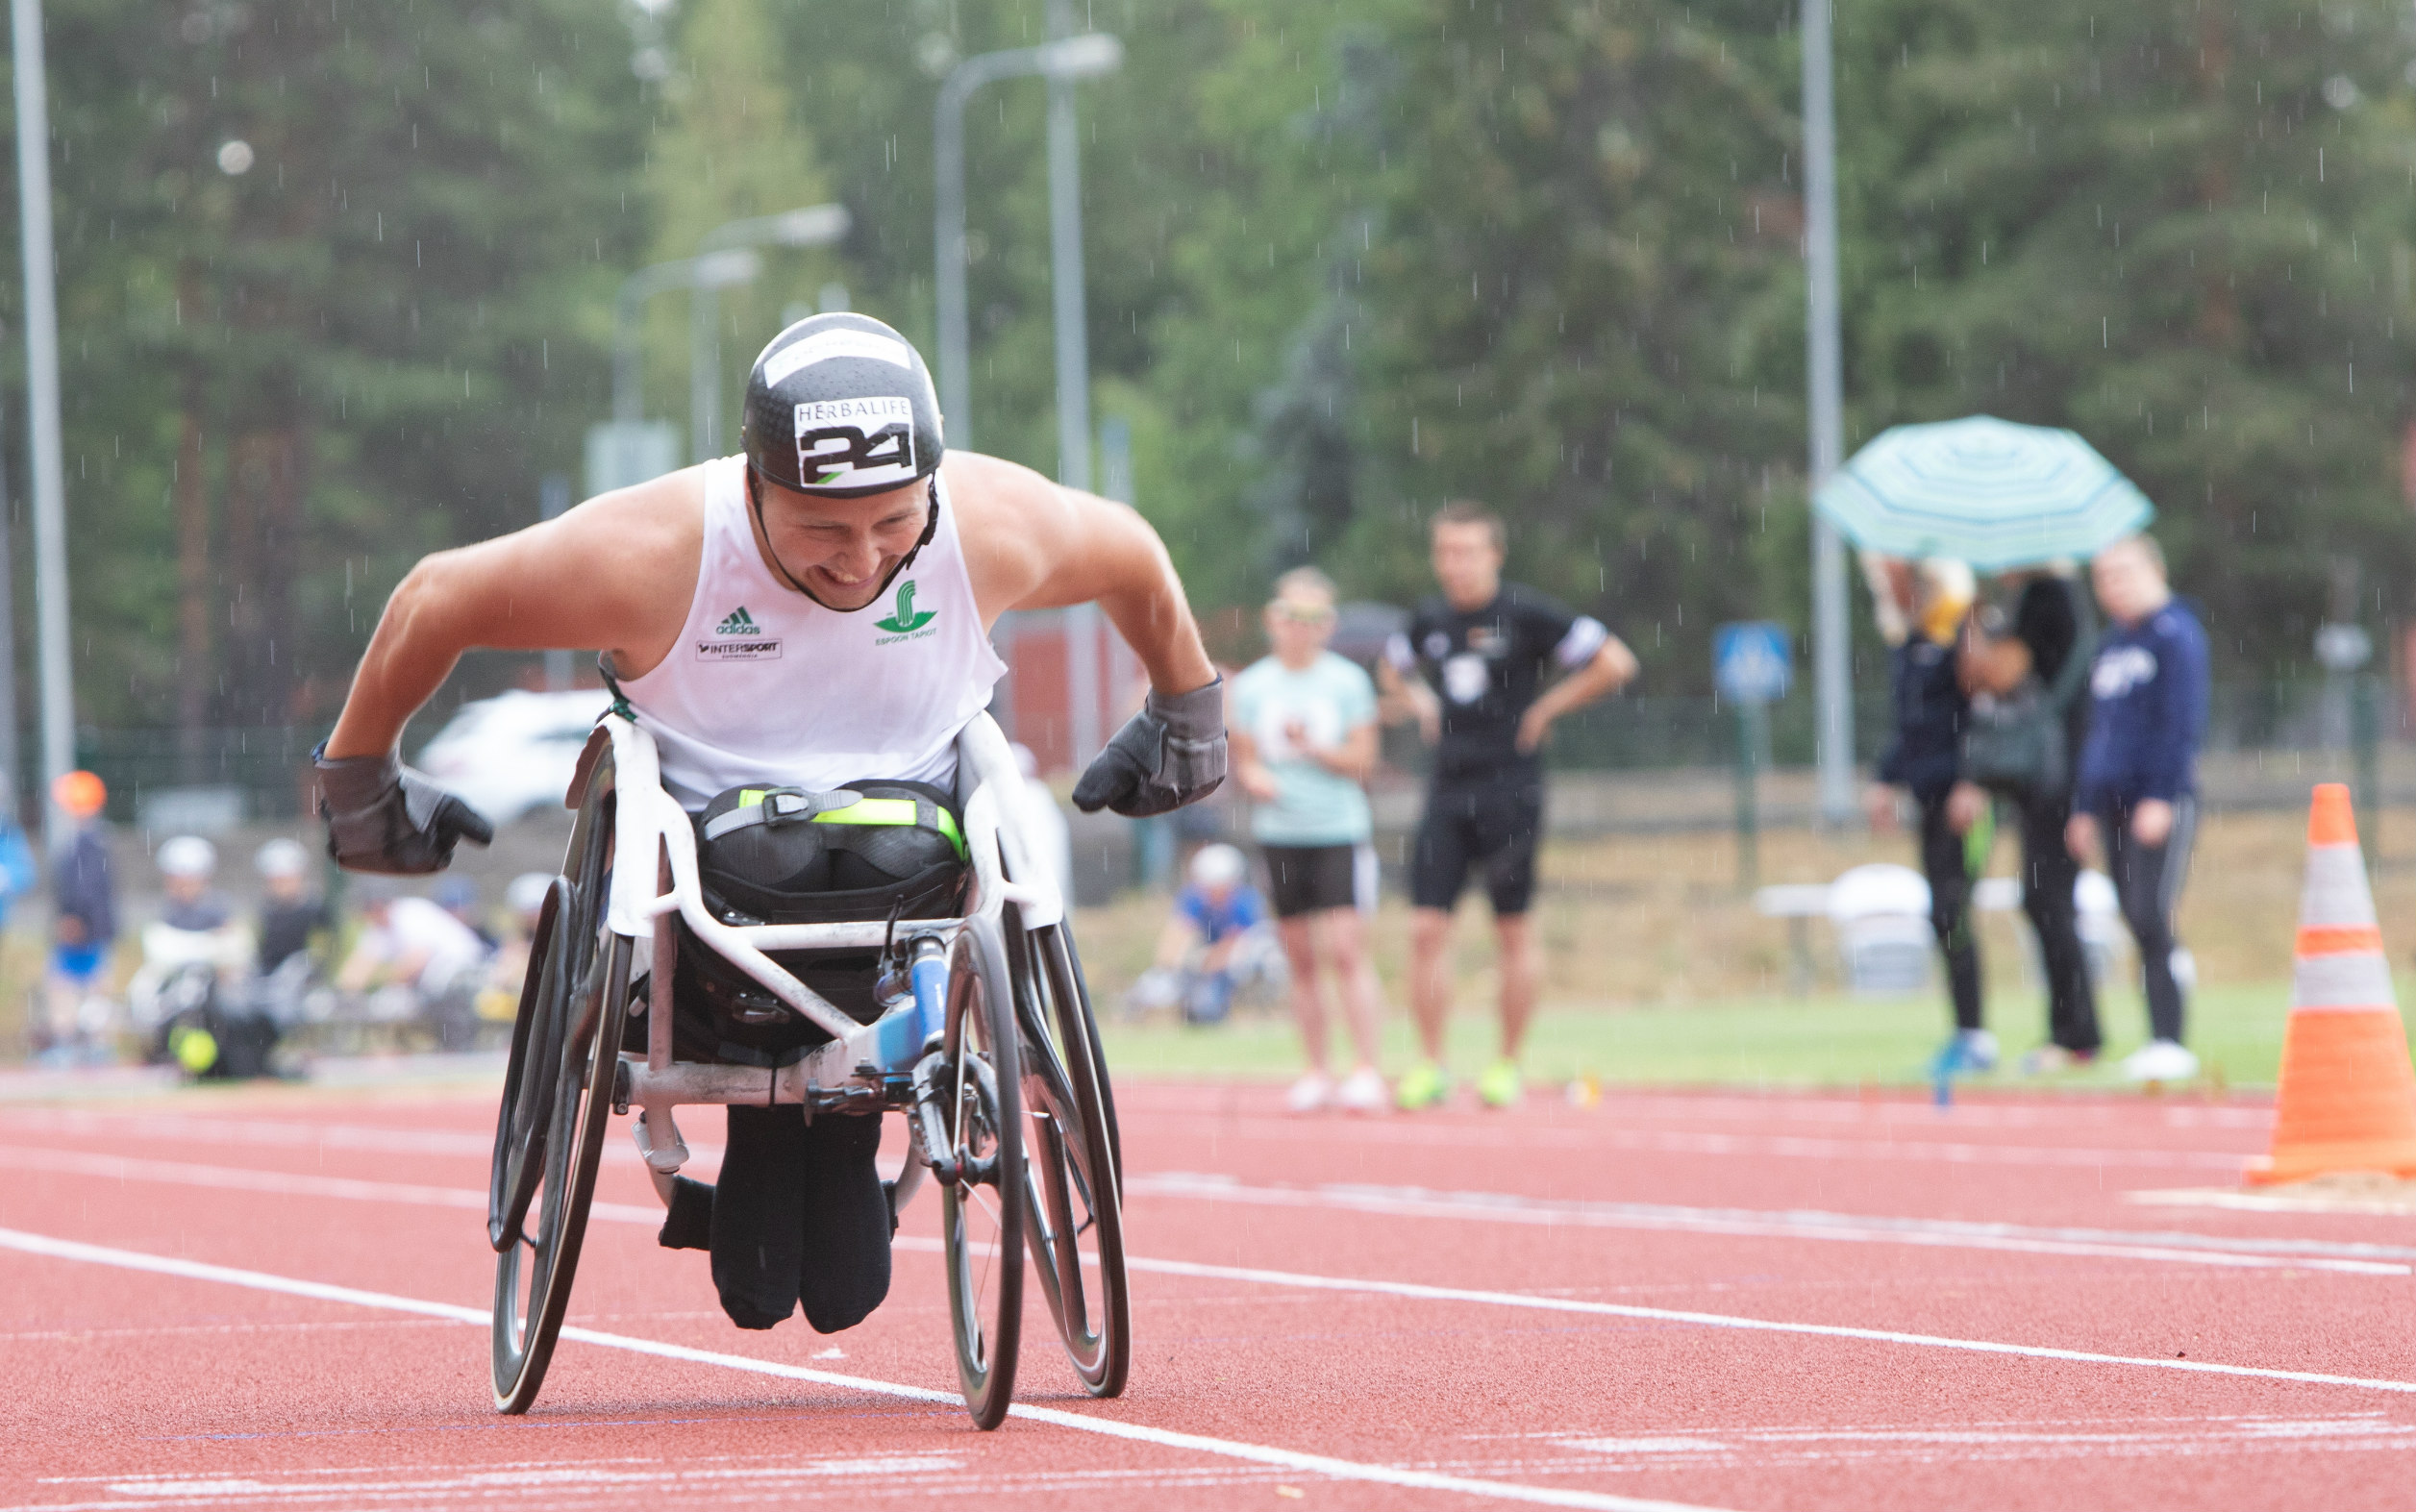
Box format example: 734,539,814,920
1837,0,2416,670
29,0,646,730
10,0,2414,751
1352,0,1808,673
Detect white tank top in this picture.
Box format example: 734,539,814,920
617,456,1008,809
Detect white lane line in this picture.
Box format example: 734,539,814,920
27,1149,2416,1397
0,1226,1724,1512
35,1146,2402,1278
1124,1174,2416,1274
2129,1185,2416,1217
0,1109,726,1167
1104,1251,2416,1395
1134,1112,2256,1170
1133,1088,2277,1133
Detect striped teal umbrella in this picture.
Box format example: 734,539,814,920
1812,415,2154,571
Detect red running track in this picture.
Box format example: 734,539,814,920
5,1077,2415,1511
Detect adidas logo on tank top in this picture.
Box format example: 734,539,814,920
700,604,780,661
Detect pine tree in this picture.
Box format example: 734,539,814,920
1837,0,2416,671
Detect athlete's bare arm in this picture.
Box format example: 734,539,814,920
949,451,1216,696
323,471,705,759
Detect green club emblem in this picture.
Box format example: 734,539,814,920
873,579,938,635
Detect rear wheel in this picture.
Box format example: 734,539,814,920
489,749,629,1414
1009,917,1130,1398
940,915,1026,1429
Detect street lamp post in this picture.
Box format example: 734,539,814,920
590,252,752,500
932,31,1123,455
934,25,1121,766
690,204,851,463
12,0,72,836
1803,0,1856,827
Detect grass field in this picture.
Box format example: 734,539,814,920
1080,803,2416,1094
5,799,2404,1093
1096,979,2343,1091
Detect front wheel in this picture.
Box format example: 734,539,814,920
489,749,628,1414
939,916,1026,1430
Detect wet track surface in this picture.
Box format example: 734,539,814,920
5,1079,2414,1510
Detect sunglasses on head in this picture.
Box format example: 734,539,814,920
1269,601,1335,624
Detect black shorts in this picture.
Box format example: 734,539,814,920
1410,781,1544,916
1260,843,1366,919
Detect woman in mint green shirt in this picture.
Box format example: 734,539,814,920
1231,568,1389,1115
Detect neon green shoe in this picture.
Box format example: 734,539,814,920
1395,1060,1451,1111
1477,1058,1523,1109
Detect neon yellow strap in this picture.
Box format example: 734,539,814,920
732,789,965,857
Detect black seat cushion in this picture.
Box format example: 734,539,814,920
669,779,968,1055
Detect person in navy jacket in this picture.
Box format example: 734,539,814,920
1866,558,1989,1071
2067,534,2208,1083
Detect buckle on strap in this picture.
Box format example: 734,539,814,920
701,787,862,842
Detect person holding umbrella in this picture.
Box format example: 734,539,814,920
1866,558,1992,1071
1955,564,2103,1072
1817,416,2152,1073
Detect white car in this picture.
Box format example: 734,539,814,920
413,689,613,826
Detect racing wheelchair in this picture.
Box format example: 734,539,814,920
486,708,1127,1428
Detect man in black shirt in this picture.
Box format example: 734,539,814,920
1379,503,1636,1109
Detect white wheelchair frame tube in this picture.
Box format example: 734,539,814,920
602,710,1063,1134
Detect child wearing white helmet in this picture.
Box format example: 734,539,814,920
1136,843,1269,1026
156,836,231,931
253,837,330,979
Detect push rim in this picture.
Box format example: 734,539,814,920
490,753,626,1415
940,915,1025,1429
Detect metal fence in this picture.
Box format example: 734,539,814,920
58,677,2405,830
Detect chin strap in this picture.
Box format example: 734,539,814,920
747,469,940,610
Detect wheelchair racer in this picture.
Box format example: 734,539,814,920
315,311,1224,1335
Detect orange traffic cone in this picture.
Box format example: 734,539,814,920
2246,784,2416,1184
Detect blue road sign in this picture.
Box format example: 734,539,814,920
1714,621,1793,705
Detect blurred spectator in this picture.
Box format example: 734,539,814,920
2069,533,2208,1083
1956,562,2102,1073
1232,567,1389,1115
132,836,258,1075
434,876,496,949
0,802,35,932
1129,844,1273,1026
253,838,330,978
155,836,232,932
1866,558,1992,1072
337,878,492,1048
475,871,557,1028
1378,503,1637,1109
37,770,116,1066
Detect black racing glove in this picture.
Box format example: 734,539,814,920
312,742,494,875
1072,677,1227,818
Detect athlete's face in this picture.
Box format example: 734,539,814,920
1431,521,1504,611
753,478,932,610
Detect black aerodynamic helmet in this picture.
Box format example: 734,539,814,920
740,311,945,498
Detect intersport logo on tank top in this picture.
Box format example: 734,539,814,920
697,605,781,662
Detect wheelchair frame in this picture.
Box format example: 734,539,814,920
487,709,1128,1428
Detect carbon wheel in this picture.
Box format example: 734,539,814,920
489,747,629,1414
1007,917,1130,1398
940,915,1026,1429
